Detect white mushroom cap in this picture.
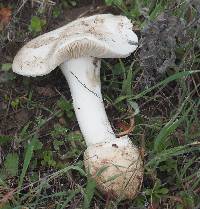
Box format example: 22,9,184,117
12,14,138,76
84,136,143,199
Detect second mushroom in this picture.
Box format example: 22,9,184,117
12,14,143,199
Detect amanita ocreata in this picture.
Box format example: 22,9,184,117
12,14,143,199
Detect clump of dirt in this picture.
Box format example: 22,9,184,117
138,12,187,88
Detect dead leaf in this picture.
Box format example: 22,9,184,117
0,7,12,30
139,133,145,160
148,203,159,209
0,188,16,208
0,146,2,165
174,129,185,145
58,117,66,125
116,117,135,137
166,195,183,203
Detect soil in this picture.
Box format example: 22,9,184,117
0,1,200,208
0,0,190,138
0,0,114,136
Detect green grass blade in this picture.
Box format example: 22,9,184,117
133,71,199,100
146,144,200,168
59,189,80,209
114,70,199,104
153,117,185,153
83,179,96,209
0,135,13,145
18,140,34,189
154,103,192,153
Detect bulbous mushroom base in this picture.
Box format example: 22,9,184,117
83,136,143,200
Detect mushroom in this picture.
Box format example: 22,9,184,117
12,14,143,199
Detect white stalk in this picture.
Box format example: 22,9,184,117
61,57,116,146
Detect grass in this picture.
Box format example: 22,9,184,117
0,0,200,208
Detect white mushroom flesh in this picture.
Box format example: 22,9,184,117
61,57,116,146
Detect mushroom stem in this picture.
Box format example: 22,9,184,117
61,57,116,146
